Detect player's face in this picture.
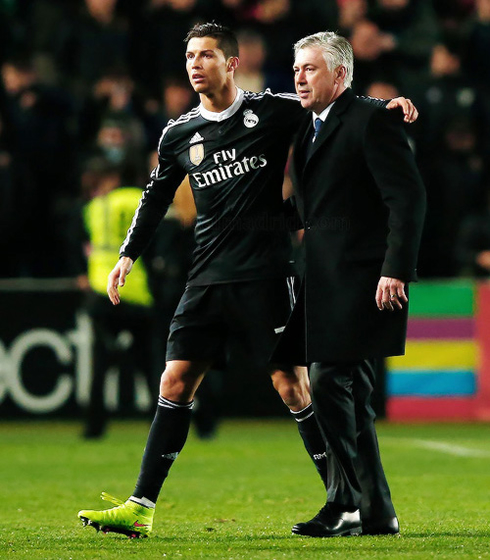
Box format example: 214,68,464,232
294,46,345,114
186,37,232,95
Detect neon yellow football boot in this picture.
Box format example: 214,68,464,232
78,492,154,538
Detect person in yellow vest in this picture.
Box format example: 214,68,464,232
76,158,156,439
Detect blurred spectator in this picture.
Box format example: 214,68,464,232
338,0,368,33
466,0,490,157
457,187,490,277
215,0,305,92
0,1,24,65
433,0,476,31
412,33,485,161
55,0,131,97
131,0,205,93
412,32,487,277
369,0,440,66
83,113,146,186
234,29,268,92
365,79,400,101
419,116,486,277
0,111,33,277
68,157,156,438
349,0,439,93
139,75,196,148
0,56,77,277
77,69,138,148
467,0,490,87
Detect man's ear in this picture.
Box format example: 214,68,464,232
227,57,240,72
336,65,347,83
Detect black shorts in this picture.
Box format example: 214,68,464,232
166,277,296,370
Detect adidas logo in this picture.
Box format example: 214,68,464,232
189,132,204,144
162,452,179,460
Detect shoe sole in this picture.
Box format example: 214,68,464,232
79,516,148,539
363,531,400,537
292,527,362,538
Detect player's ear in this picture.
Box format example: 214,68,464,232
227,57,239,72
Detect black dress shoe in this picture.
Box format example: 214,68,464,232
362,516,399,536
292,504,362,537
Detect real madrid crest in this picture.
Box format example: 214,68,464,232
243,109,259,128
189,143,204,166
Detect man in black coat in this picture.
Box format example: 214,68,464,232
280,31,426,537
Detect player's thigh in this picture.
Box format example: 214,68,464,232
227,278,295,369
166,285,226,363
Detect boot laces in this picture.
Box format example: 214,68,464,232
100,492,125,507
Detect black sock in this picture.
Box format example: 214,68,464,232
133,396,193,504
292,404,328,490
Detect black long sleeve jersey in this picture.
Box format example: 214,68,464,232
120,88,304,286
120,89,387,286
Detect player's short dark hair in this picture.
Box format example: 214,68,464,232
185,22,239,59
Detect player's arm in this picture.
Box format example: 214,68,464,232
108,131,186,305
272,88,418,124
360,95,418,123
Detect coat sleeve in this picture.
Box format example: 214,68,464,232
119,128,187,261
364,108,426,281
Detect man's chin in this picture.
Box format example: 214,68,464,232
192,83,208,94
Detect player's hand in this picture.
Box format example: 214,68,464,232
107,257,133,305
376,276,407,311
386,97,418,123
476,250,490,271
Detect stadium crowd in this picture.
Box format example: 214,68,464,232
1,0,490,281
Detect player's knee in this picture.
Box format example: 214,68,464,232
271,372,310,409
159,366,191,402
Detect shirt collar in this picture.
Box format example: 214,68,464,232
199,87,244,122
313,100,336,125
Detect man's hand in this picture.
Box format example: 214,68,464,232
376,276,407,311
476,250,490,271
107,257,133,305
386,97,418,123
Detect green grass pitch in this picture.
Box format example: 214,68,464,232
1,419,489,559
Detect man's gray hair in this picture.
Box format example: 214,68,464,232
294,31,354,88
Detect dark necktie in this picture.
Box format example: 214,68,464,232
312,118,323,143
307,117,323,158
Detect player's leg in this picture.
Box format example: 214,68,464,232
78,359,211,537
133,359,211,502
78,285,224,537
270,365,328,489
228,279,328,488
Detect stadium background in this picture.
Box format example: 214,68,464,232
1,0,490,424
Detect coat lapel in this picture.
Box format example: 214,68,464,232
303,89,356,167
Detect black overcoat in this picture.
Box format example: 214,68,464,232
276,89,426,363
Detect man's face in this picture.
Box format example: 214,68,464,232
294,46,344,114
186,37,231,95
